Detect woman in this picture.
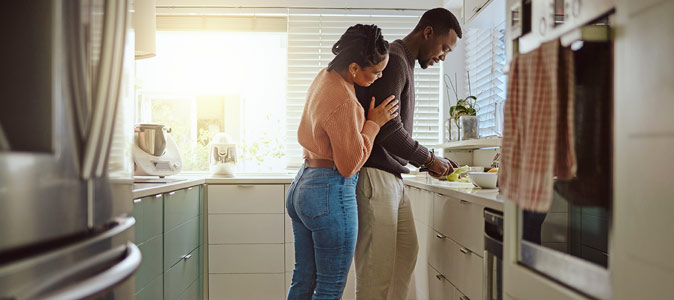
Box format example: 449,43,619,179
286,24,398,300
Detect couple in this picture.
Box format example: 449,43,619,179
286,8,463,300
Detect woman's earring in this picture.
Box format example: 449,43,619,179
352,72,356,78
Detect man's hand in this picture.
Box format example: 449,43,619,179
427,156,459,178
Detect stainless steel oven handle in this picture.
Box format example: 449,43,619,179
41,242,141,300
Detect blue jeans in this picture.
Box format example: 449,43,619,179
286,164,358,300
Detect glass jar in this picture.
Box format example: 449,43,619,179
459,115,479,140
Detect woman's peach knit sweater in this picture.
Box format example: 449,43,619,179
297,68,380,178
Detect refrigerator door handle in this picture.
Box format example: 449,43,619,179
81,0,127,179
40,242,140,300
95,0,129,177
65,0,91,142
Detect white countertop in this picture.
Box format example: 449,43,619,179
132,174,295,198
402,176,504,211
132,173,503,211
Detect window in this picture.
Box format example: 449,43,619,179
135,30,288,172
464,25,507,137
285,10,443,168
136,12,445,172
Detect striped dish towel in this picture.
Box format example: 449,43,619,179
500,39,577,212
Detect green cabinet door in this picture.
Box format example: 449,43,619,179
165,247,200,300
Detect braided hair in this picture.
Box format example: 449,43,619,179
327,24,389,72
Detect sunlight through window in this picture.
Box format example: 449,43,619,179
136,31,287,173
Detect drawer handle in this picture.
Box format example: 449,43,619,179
182,254,192,260
237,185,254,188
459,247,471,255
435,274,446,281
460,200,470,205
168,191,176,195
188,187,193,190
155,194,162,198
436,233,447,239
133,199,141,204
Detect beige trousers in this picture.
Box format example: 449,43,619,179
354,167,419,300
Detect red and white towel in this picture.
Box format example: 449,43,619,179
500,39,577,212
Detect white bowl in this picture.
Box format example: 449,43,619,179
469,166,485,172
468,172,498,189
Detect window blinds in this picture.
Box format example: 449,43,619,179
464,26,506,137
286,11,443,168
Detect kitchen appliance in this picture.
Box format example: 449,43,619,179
484,209,503,300
209,132,237,176
0,0,139,298
504,1,615,300
132,123,183,177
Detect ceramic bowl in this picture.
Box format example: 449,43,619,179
467,172,498,189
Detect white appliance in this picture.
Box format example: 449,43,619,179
209,132,237,176
133,123,183,177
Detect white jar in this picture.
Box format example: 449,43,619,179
209,133,237,176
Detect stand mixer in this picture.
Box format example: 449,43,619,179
132,124,182,177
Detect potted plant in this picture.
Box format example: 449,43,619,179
445,72,479,140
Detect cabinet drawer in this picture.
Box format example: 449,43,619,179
131,194,163,243
209,273,285,300
165,216,200,269
429,265,455,300
408,186,434,227
135,235,163,292
455,244,483,300
165,187,200,232
208,214,284,244
208,185,284,214
135,274,163,300
429,230,483,300
165,247,200,300
176,276,201,300
433,194,484,253
429,229,459,285
209,244,284,273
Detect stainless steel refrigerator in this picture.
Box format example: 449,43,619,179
0,0,138,299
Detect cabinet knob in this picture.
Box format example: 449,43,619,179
436,233,446,239
459,247,471,255
460,296,470,300
182,254,192,260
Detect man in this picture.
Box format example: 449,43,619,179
354,8,462,300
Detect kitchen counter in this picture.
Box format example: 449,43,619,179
132,174,295,198
132,173,503,211
402,175,504,211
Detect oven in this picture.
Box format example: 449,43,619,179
503,1,616,300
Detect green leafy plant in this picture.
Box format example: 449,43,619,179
444,71,478,128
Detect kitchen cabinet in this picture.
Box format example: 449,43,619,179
464,0,492,23
131,185,203,300
207,184,286,299
405,184,487,300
